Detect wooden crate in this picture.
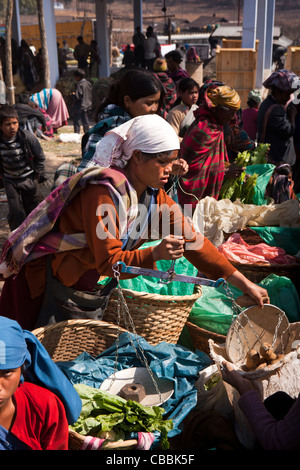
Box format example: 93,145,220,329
221,39,259,51
285,46,300,77
216,48,257,108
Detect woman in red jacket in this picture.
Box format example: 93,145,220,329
0,316,81,450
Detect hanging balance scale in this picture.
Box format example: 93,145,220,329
100,259,290,404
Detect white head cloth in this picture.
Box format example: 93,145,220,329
90,114,180,168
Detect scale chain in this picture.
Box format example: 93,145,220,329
111,263,163,403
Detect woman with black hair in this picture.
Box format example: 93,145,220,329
78,68,165,171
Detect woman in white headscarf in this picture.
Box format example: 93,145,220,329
0,115,269,330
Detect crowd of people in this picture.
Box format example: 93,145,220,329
0,28,299,449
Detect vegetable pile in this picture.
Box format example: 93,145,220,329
219,143,270,204
70,383,173,450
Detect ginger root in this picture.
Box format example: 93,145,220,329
259,343,277,361
243,344,284,371
245,349,261,370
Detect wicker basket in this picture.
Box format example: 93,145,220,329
223,227,300,285
32,319,139,450
32,319,128,362
102,286,202,346
231,261,300,284
185,321,226,355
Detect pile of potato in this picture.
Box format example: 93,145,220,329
242,342,284,372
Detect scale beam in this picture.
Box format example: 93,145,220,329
113,261,225,288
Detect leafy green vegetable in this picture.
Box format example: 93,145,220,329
70,383,173,450
219,144,270,204
249,143,270,165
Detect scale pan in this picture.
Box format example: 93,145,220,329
225,304,290,365
100,367,174,407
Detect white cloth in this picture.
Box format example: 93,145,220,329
90,114,180,169
193,196,300,247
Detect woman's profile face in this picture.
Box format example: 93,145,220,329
213,106,236,125
124,92,161,117
131,150,179,190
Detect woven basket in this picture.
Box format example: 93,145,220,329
102,286,202,346
185,321,226,355
32,319,139,450
32,319,128,362
231,261,300,284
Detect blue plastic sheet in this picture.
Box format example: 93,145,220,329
57,332,212,443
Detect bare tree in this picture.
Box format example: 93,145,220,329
5,0,14,105
37,0,51,88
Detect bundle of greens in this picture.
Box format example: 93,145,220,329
219,143,270,203
70,383,173,450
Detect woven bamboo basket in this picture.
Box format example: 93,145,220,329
32,319,128,362
102,286,202,346
185,321,226,356
32,319,139,450
231,261,300,284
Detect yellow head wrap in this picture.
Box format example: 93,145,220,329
153,58,167,72
207,85,241,110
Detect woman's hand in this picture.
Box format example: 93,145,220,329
227,270,269,308
225,163,245,179
152,235,185,262
170,158,189,176
220,360,254,395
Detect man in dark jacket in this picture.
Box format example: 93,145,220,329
72,68,93,134
0,105,46,230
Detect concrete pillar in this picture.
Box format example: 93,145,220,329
43,0,59,87
242,0,258,49
133,0,143,34
264,0,276,71
255,0,268,88
95,0,110,78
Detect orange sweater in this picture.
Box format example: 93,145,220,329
25,184,236,299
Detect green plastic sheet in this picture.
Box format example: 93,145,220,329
250,226,300,256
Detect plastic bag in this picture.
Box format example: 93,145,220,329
245,164,275,206
98,240,198,297
188,274,300,335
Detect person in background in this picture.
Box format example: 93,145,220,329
78,68,165,171
132,26,145,68
186,46,200,63
30,88,69,132
122,44,135,69
242,89,262,141
257,69,300,166
224,108,256,162
165,50,189,89
177,80,244,210
0,316,81,450
0,105,46,231
14,92,48,139
152,58,177,119
71,68,93,134
73,35,91,75
19,39,39,91
220,360,300,450
166,77,199,142
89,40,101,78
144,27,160,71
